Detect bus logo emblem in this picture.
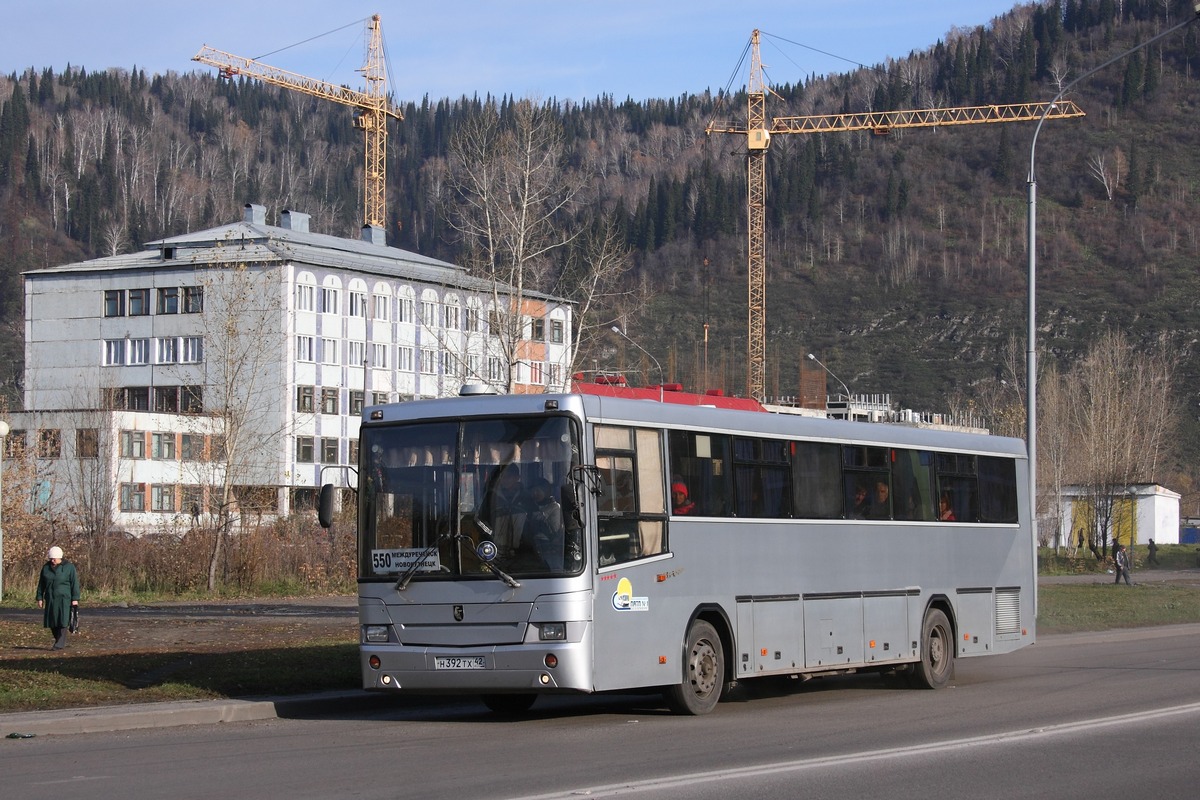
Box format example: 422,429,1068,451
454,605,464,621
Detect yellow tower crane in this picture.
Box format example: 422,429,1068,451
707,30,1086,402
193,14,402,230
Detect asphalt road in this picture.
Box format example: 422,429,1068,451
3,622,1199,799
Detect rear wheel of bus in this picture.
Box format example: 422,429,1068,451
663,619,725,715
910,608,954,689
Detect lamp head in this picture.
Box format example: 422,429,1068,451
806,353,815,361
611,325,621,334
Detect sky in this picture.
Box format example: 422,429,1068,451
2,1,1025,104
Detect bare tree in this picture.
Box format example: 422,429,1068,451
445,100,587,393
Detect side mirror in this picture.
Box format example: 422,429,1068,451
317,484,335,529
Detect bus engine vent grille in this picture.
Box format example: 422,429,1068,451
995,588,1020,636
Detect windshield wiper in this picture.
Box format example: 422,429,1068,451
395,534,452,591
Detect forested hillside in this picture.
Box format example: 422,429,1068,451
3,0,1200,504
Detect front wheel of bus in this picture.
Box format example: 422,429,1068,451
911,608,954,689
664,620,724,715
481,693,537,715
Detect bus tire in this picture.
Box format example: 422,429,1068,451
911,608,954,689
481,693,537,714
663,620,724,715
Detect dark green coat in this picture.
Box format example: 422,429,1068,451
36,560,80,629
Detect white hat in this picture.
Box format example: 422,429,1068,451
47,546,64,560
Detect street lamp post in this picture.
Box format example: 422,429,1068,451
1026,6,1200,604
0,418,8,601
807,353,852,417
611,326,664,387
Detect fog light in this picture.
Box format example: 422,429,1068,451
539,622,566,641
544,654,558,669
539,673,551,685
365,625,389,643
381,674,392,685
369,655,382,670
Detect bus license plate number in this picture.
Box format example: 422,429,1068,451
435,656,487,670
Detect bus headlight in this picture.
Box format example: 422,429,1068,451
539,622,566,641
364,625,389,643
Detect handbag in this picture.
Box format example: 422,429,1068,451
68,607,80,634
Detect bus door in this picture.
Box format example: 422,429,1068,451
589,424,671,691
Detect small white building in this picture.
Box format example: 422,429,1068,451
7,205,572,534
1053,484,1181,547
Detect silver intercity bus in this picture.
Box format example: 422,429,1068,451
319,381,1033,715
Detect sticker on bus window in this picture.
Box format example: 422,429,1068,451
371,548,441,574
612,577,649,611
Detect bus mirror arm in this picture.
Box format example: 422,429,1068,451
466,518,522,588
395,534,453,591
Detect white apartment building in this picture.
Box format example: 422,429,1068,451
9,204,573,533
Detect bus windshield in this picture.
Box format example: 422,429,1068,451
359,415,582,581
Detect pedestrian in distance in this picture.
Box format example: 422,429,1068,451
36,545,80,650
1113,543,1133,586
1147,539,1159,567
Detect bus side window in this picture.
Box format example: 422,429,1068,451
668,429,732,516
794,441,842,519
595,425,666,566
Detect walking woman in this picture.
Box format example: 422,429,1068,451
36,546,80,650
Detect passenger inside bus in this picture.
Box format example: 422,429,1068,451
867,479,891,519
479,463,534,555
671,481,695,515
525,478,566,569
939,492,957,521
848,481,870,518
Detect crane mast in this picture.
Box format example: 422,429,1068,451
707,30,1086,402
193,14,402,230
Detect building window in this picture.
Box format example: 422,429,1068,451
468,354,481,378
183,485,203,517
297,335,315,362
37,429,62,459
126,387,150,410
530,361,545,385
397,345,414,371
321,338,339,365
441,351,460,378
4,430,27,458
157,287,179,314
348,341,366,366
296,436,315,463
151,484,176,513
321,437,339,464
372,391,390,405
550,364,563,387
120,483,146,512
152,432,177,460
181,434,204,461
296,284,315,312
120,430,146,459
370,343,388,369
349,291,367,318
488,357,504,382
321,387,339,415
154,386,179,413
466,308,481,332
550,319,564,344
530,317,546,341
184,285,204,313
182,385,204,413
398,297,414,323
129,288,150,316
181,337,203,363
350,390,365,415
488,310,505,336
76,429,99,459
444,304,461,330
104,289,125,317
319,287,339,315
104,340,126,365
349,439,360,464
296,385,315,413
126,338,150,365
420,301,438,327
157,337,179,364
373,295,390,321
420,349,437,374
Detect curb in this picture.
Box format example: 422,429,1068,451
1,690,378,737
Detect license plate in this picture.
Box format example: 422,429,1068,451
435,656,488,670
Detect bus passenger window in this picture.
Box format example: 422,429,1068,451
668,429,732,516
595,425,667,567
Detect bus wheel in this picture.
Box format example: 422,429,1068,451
663,620,724,715
911,608,954,689
481,693,537,714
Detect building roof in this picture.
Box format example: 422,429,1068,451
24,212,568,303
